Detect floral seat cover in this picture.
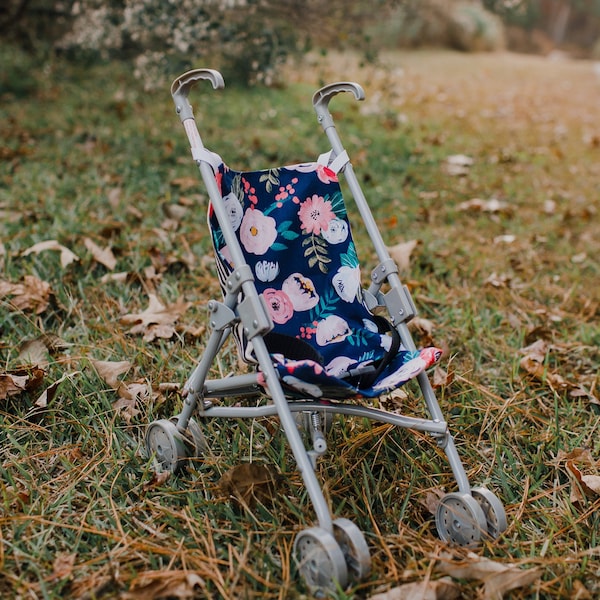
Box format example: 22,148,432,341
209,159,441,399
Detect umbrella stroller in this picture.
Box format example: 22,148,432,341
146,69,507,596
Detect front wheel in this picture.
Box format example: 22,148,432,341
435,492,488,546
294,527,349,597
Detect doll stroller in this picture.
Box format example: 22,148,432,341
145,69,507,596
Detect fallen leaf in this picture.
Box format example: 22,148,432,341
458,198,511,215
0,373,29,399
91,359,133,388
218,463,280,508
21,240,80,268
484,272,512,288
120,294,191,342
493,234,516,244
35,371,79,409
123,570,206,600
84,237,117,270
1,366,47,402
518,339,568,389
170,176,200,190
572,579,593,600
562,451,600,503
50,552,77,582
368,577,460,600
0,275,52,314
144,470,171,490
444,154,473,176
418,488,445,515
114,380,151,422
388,240,420,271
17,338,51,368
437,552,541,600
162,202,189,221
433,366,453,388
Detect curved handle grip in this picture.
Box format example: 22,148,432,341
312,81,365,126
171,68,225,122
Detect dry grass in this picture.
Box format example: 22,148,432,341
1,47,599,598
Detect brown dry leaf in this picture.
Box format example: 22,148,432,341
443,154,473,176
484,272,512,288
518,339,568,390
0,373,29,400
123,570,205,600
84,237,117,270
418,488,445,516
458,197,512,215
572,579,594,600
17,338,51,368
21,240,79,268
170,176,200,190
368,578,460,600
144,469,171,490
120,294,191,342
433,366,453,388
50,552,77,582
35,371,79,409
162,202,189,221
388,240,420,271
218,463,280,508
562,451,600,503
91,359,132,388
0,275,52,314
437,552,542,600
114,380,151,422
0,367,46,401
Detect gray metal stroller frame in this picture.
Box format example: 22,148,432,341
145,68,507,596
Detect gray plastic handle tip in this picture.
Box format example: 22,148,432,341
171,68,225,121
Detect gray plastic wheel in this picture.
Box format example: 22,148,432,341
333,518,371,582
184,417,207,458
145,418,188,472
435,492,488,546
471,487,507,540
294,527,349,597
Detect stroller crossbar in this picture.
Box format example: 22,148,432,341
145,68,508,597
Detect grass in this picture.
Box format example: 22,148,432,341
1,44,599,598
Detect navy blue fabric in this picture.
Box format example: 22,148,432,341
209,160,440,399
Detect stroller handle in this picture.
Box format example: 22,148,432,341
171,68,225,122
312,82,365,127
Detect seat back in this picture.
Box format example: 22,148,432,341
209,161,394,380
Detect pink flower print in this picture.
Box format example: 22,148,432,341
315,164,338,184
298,195,335,235
239,208,277,255
287,163,337,184
263,288,294,324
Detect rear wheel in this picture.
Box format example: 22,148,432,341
294,527,349,597
471,487,507,540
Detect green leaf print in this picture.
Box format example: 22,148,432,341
259,168,280,193
303,234,331,274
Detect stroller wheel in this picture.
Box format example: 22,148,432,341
294,527,349,597
333,518,371,582
435,492,488,547
145,419,188,473
183,417,207,459
471,487,507,540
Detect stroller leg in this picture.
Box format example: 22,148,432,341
251,335,334,533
